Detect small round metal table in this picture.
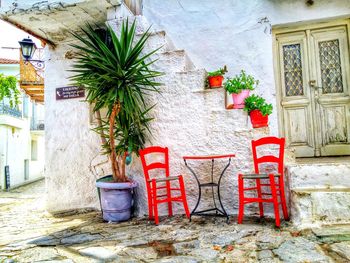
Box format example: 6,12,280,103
183,154,235,223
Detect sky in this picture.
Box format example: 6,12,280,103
0,19,42,60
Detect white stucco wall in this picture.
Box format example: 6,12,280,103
42,1,350,227
44,42,106,212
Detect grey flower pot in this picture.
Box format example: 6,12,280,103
96,175,137,222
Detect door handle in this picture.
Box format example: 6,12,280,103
309,80,322,89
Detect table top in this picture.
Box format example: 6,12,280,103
183,154,235,160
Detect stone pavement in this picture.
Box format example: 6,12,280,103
1,180,350,263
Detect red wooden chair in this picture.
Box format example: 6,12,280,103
139,146,190,224
237,137,289,227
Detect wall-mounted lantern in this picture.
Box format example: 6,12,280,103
18,37,44,70
18,37,36,61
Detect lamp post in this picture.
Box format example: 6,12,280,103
18,37,44,70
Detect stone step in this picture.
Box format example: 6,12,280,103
291,189,350,228
107,17,172,52
192,88,225,108
152,50,195,73
155,69,207,95
137,30,176,53
287,161,350,190
287,161,350,228
312,225,350,243
107,15,151,35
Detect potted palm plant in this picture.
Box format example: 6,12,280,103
224,70,259,109
207,66,227,88
70,20,163,222
243,94,273,128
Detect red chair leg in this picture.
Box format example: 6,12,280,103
146,184,153,220
166,180,173,217
278,177,289,220
256,178,264,218
179,175,190,218
238,174,244,224
269,174,280,227
151,180,159,225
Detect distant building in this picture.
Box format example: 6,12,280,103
0,57,45,189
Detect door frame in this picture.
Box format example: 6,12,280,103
272,18,350,156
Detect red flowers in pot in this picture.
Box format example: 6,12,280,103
243,95,273,128
207,66,227,88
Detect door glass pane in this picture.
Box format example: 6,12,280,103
283,44,304,96
319,39,343,94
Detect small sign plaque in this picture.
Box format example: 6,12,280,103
56,86,85,100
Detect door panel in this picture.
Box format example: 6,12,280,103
277,32,315,157
284,106,313,143
322,105,347,143
310,26,350,155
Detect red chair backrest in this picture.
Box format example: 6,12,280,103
139,146,170,182
251,137,285,175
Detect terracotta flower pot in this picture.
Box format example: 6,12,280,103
249,109,269,128
208,76,224,88
232,89,250,109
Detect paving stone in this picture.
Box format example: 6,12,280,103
118,237,150,247
219,249,246,262
273,237,331,263
152,256,201,263
60,233,103,245
189,248,219,260
157,225,173,232
170,229,198,242
79,246,119,260
37,260,74,263
0,180,348,263
123,247,158,260
256,230,289,250
257,249,273,260
258,259,277,263
329,241,350,260
11,247,61,262
173,240,200,254
29,235,60,246
210,228,257,247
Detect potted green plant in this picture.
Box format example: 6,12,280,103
243,94,273,128
70,20,163,222
207,66,227,88
224,70,259,109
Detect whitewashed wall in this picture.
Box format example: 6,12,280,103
44,0,350,222
44,42,107,212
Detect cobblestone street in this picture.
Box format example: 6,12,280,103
0,180,350,263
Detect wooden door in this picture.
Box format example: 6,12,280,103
276,32,316,157
275,23,350,157
310,26,350,156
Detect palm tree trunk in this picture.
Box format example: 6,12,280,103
120,153,127,181
109,102,121,182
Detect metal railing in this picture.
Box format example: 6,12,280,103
0,103,22,118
